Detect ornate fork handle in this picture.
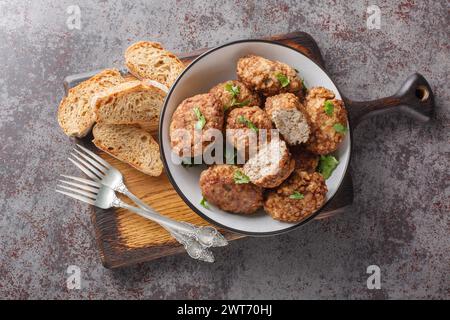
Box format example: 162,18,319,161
115,182,228,248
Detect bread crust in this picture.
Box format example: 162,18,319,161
57,69,124,137
125,41,185,88
93,80,166,125
92,123,163,176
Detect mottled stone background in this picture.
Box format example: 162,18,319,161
0,0,448,299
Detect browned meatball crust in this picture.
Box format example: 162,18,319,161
226,106,272,159
303,87,348,155
265,93,310,145
264,170,328,222
209,80,261,110
169,93,224,158
237,55,304,97
199,165,263,214
290,146,320,173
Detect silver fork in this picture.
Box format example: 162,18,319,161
56,177,216,263
70,144,227,248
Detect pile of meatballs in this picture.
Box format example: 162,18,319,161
169,55,348,223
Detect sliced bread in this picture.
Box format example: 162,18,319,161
92,123,163,176
125,41,185,88
93,80,166,125
57,69,125,137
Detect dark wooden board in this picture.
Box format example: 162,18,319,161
64,31,353,269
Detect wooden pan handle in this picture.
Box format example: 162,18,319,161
344,73,434,127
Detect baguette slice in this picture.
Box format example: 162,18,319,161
92,124,163,176
125,41,185,88
93,80,166,125
58,69,125,137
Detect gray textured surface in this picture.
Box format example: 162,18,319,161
0,0,449,299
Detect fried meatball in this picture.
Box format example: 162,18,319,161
237,55,303,97
303,87,348,155
265,93,310,145
209,80,261,110
170,93,224,158
199,165,263,214
243,138,295,188
290,145,320,173
226,106,272,160
264,170,327,222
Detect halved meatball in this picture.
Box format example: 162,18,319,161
264,170,327,222
199,165,263,214
169,93,224,158
237,55,303,97
209,80,261,110
303,87,348,155
243,138,295,188
226,106,272,160
265,93,310,145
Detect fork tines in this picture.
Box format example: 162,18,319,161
55,175,101,205
68,144,111,181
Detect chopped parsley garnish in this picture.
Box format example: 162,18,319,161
333,123,348,133
324,100,334,116
289,191,304,200
193,107,206,130
237,115,259,133
233,170,250,184
301,78,308,95
318,155,339,179
276,73,290,88
223,83,250,110
200,197,210,209
225,83,240,97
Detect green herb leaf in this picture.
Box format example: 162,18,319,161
289,191,304,200
237,115,259,133
233,170,250,184
301,78,308,95
193,106,206,130
200,197,210,209
333,123,348,133
225,83,240,97
318,155,339,179
276,73,290,88
234,99,250,107
324,100,334,116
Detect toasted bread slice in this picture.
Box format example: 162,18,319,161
125,41,185,88
92,124,163,176
57,69,125,137
93,80,166,125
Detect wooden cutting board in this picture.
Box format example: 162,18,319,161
64,31,353,269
